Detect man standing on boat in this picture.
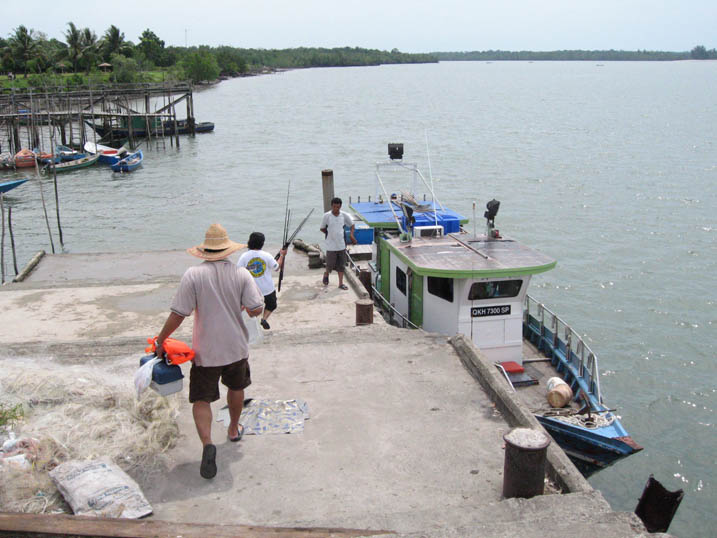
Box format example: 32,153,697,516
154,223,264,479
237,232,287,330
320,197,356,290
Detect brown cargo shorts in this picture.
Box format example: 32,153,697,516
189,359,251,403
325,249,347,272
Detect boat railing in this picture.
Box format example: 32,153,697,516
371,286,421,330
524,295,603,404
347,252,420,330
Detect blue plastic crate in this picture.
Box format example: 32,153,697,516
344,225,374,245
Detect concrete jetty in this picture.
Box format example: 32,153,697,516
0,248,664,537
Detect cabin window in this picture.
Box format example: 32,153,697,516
468,280,523,300
396,267,407,295
427,276,453,303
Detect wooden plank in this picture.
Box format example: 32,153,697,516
0,512,392,538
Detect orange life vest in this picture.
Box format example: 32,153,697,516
145,337,195,365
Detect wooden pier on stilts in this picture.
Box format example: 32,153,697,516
0,82,197,156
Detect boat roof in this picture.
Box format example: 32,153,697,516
350,200,468,229
384,232,556,278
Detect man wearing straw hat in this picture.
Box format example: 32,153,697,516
154,223,264,479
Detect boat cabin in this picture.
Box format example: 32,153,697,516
371,230,555,363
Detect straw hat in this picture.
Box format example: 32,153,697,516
187,223,246,260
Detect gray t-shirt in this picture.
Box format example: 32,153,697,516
171,260,264,367
321,210,353,252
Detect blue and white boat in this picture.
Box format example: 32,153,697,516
55,145,85,161
110,149,143,173
346,144,642,475
84,142,128,165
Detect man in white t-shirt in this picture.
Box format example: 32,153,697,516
237,232,287,330
320,197,356,290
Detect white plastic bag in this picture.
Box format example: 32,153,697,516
242,310,263,346
133,356,161,399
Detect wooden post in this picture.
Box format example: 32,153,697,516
172,105,180,149
355,299,374,326
8,206,18,275
359,268,373,298
322,169,334,213
127,109,134,150
0,192,5,284
187,94,195,136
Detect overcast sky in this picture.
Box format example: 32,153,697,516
2,0,715,53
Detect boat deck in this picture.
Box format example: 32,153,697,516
513,341,583,415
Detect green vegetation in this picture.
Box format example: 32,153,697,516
433,46,717,62
1,23,714,91
0,402,23,428
0,23,437,89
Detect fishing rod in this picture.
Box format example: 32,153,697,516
286,207,314,246
281,180,291,246
276,207,315,292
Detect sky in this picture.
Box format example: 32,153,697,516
2,0,716,53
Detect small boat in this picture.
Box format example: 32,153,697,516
110,149,143,173
84,142,128,165
0,152,14,169
13,149,37,169
161,119,215,135
56,145,85,161
33,149,61,165
47,152,100,173
86,118,214,137
347,144,642,476
0,178,28,194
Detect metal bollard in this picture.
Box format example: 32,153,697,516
502,428,551,499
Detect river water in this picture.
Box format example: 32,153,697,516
2,61,715,537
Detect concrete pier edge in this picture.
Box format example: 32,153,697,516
449,333,592,494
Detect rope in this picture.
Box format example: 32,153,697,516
548,412,615,429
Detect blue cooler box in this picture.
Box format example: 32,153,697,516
344,224,374,245
140,354,184,396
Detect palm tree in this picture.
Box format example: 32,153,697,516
8,25,39,78
101,25,130,61
77,27,99,73
64,22,82,72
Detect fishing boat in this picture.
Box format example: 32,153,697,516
55,145,85,161
0,152,14,169
13,149,37,169
33,149,61,165
346,144,642,475
0,178,28,194
110,149,143,173
161,119,215,135
47,152,100,173
84,142,128,165
85,118,214,137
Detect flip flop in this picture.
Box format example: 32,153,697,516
200,443,217,479
322,274,329,286
338,284,348,290
229,424,244,442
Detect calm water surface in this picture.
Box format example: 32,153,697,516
2,61,715,537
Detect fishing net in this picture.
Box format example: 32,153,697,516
0,361,180,513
